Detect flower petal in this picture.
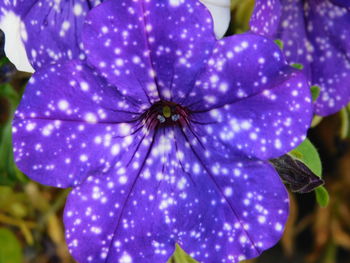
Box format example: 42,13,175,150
64,126,288,263
190,33,292,109
306,1,350,115
64,131,176,263
330,0,350,8
250,0,350,116
82,0,216,102
250,0,282,37
177,162,288,263
13,60,145,188
188,33,312,160
1,0,103,71
64,128,179,263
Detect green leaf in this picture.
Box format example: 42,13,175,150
311,115,323,128
290,139,330,207
291,63,304,70
168,245,198,263
311,85,321,102
0,228,22,263
340,107,350,139
274,39,284,50
315,186,330,207
290,138,322,178
0,83,27,185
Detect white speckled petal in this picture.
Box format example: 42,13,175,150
64,126,288,263
200,0,231,38
82,0,216,102
13,60,146,188
0,3,34,72
0,0,103,70
190,33,312,160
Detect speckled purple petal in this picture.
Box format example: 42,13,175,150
64,128,175,263
250,0,282,36
188,33,312,160
330,0,350,8
306,0,350,115
13,60,147,188
64,126,288,263
0,0,37,15
250,0,350,116
82,0,216,102
1,0,103,69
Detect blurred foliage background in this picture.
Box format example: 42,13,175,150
0,1,350,263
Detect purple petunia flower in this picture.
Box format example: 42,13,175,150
250,0,350,116
0,0,229,73
13,0,313,262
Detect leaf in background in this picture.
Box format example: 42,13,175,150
340,107,350,139
311,85,321,102
0,117,27,185
0,228,22,263
0,186,28,218
0,83,27,185
291,63,304,70
274,39,284,50
231,0,255,33
311,115,323,128
290,138,322,178
168,245,198,263
315,186,330,208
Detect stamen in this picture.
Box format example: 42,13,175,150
157,115,166,123
171,114,180,121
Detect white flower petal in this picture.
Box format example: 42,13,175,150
200,0,231,39
0,11,34,73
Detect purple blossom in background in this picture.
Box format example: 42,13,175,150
250,0,350,116
0,0,103,72
13,0,313,262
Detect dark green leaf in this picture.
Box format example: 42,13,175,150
0,56,9,67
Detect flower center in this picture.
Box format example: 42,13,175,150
142,101,189,130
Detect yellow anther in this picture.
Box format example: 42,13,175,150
163,106,171,118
